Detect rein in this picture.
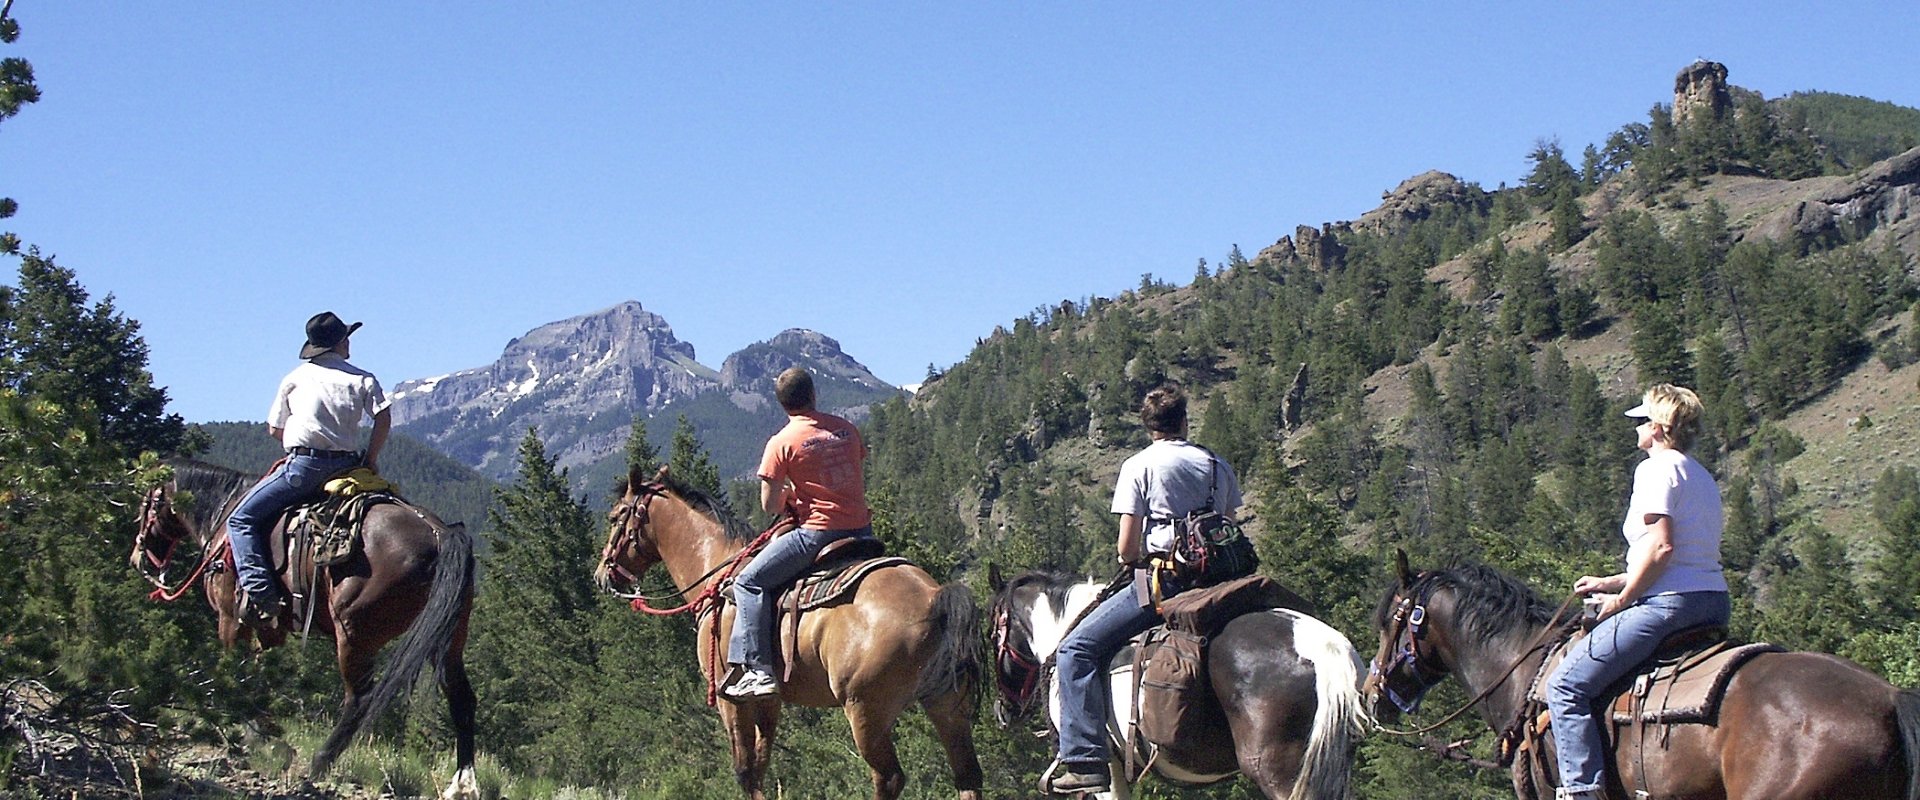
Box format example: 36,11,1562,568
599,481,788,705
134,486,227,604
992,566,1132,726
1370,590,1580,738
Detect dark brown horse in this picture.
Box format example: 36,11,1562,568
988,569,1369,799
130,459,479,799
1365,553,1920,800
592,466,984,800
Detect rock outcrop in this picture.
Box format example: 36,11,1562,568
1351,171,1490,237
1747,145,1920,252
1673,60,1731,127
1256,224,1348,271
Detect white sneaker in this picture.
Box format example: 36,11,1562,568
723,668,779,700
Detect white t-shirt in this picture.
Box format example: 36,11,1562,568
268,354,390,452
1623,448,1727,595
1111,440,1244,554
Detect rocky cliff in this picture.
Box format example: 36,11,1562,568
390,301,900,487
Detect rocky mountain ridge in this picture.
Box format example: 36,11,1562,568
390,300,898,485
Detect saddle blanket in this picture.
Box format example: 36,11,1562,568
1609,641,1783,725
1526,635,1784,726
786,556,909,611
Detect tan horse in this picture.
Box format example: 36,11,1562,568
130,459,479,799
593,466,984,800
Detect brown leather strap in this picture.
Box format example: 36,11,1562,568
782,582,802,684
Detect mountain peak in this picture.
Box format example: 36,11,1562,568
390,304,896,485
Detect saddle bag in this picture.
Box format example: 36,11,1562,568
1160,574,1315,635
1166,453,1257,584
1135,627,1222,748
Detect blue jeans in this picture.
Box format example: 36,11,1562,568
1547,591,1730,794
225,452,360,600
727,526,871,671
1055,587,1162,766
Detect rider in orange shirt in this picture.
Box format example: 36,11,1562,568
722,367,875,700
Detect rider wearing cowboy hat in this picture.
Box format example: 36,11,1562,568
224,311,391,630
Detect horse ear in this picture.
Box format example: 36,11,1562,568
627,465,647,493
651,464,671,484
988,563,1005,592
1394,548,1413,588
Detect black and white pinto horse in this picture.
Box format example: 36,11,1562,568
990,570,1370,799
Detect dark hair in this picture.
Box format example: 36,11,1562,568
775,367,815,412
1139,383,1187,434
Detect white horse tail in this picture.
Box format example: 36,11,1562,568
1282,609,1372,800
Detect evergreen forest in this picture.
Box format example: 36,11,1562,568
6,8,1920,798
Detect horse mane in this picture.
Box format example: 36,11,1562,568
1383,562,1564,644
163,457,256,534
646,473,756,544
1001,570,1083,623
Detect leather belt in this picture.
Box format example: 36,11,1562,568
288,446,360,458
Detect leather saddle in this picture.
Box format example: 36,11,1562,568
253,488,402,630
758,534,901,681
1505,623,1784,796
1114,576,1321,783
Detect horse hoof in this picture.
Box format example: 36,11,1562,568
440,765,480,799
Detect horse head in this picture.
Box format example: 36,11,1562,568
129,481,194,585
986,567,1105,728
594,464,672,595
1364,549,1455,722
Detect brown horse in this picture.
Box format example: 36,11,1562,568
592,466,984,800
1364,553,1920,800
130,458,479,799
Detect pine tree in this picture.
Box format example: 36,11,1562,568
668,413,725,501
0,10,40,255
1869,466,1920,618
1,251,184,455
1630,301,1694,387
469,429,600,764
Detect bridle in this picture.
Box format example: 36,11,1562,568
990,598,1048,723
1368,590,1448,716
1368,580,1582,738
987,570,1130,727
133,486,185,574
597,481,665,599
130,484,224,603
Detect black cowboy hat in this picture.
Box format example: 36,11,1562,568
300,311,363,359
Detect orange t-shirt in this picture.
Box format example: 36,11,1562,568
758,411,871,531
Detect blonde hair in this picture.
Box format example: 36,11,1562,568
1641,383,1703,451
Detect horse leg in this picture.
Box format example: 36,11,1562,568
437,648,478,800
844,698,909,800
920,690,983,799
309,636,379,777
719,701,779,800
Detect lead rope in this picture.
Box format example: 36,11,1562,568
628,521,784,706
146,530,227,603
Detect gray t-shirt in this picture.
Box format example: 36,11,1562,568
1111,440,1243,554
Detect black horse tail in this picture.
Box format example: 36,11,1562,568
310,521,475,777
914,582,981,703
1898,688,1920,800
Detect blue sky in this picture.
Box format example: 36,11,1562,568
6,3,1919,423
